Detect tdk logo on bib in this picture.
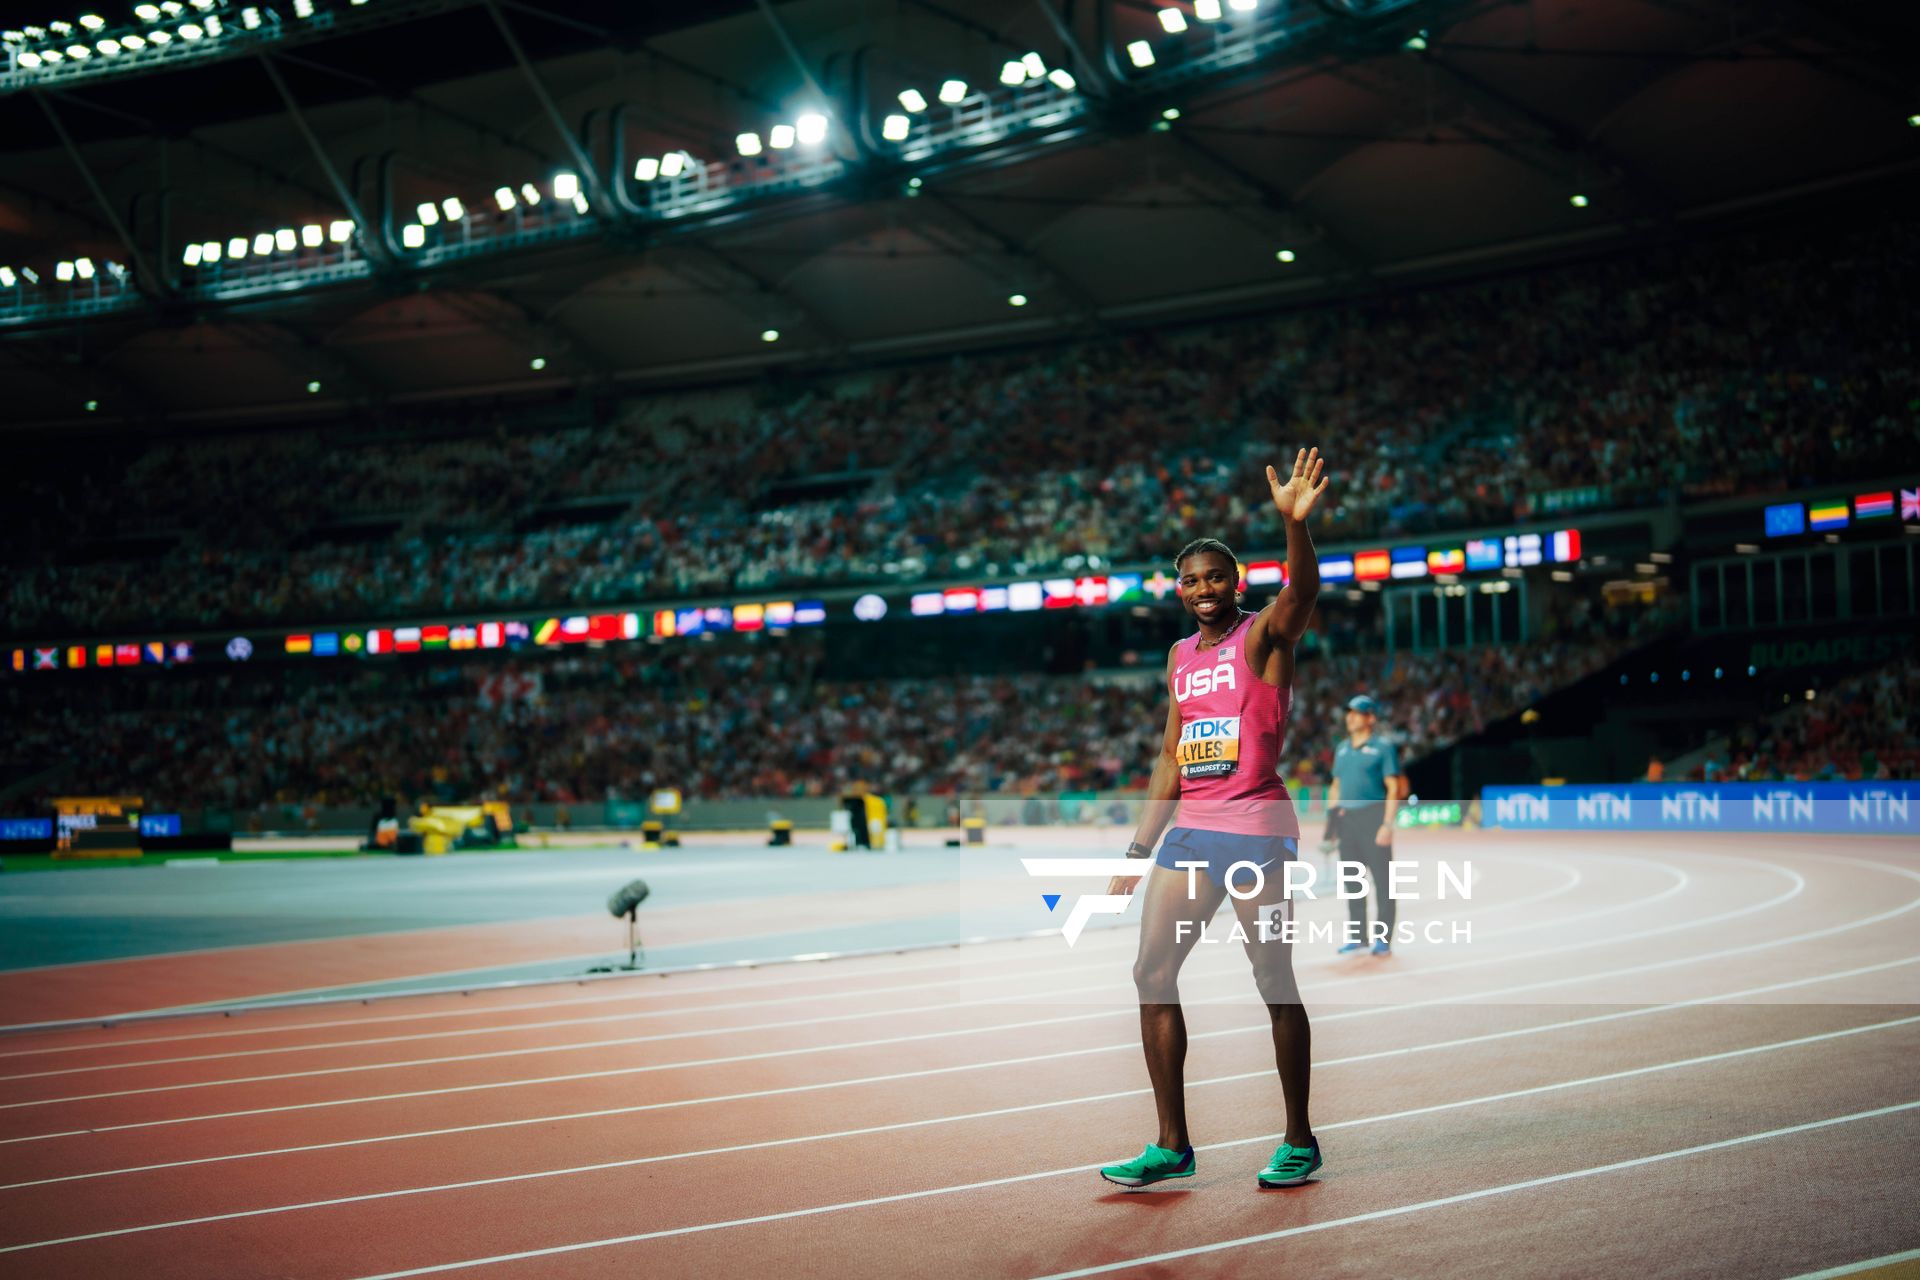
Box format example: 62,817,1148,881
1174,662,1236,702
1177,716,1240,778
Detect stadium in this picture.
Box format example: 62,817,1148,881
0,0,1915,1275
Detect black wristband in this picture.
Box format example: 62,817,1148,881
1126,841,1152,859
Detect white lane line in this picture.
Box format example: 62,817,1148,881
1486,857,1689,937
0,849,1801,1104
5,953,1912,1191
1029,1101,1920,1280
4,1008,1913,1258
1781,1247,1920,1279
0,852,1621,1082
3,861,1906,1137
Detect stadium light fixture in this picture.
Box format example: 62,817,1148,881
85,398,99,412
761,328,779,342
300,224,322,247
1569,193,1589,207
1048,68,1076,91
634,157,660,180
907,176,922,190
736,131,762,156
401,223,425,248
253,232,273,254
881,114,910,142
78,14,104,29
1404,30,1428,50
659,151,686,177
1000,60,1026,86
1909,113,1920,127
1276,248,1296,262
306,380,321,394
162,2,183,15
1158,9,1187,33
1228,0,1257,10
442,197,463,220
204,14,221,34
202,240,220,262
898,88,927,113
242,7,260,28
56,261,75,281
228,236,247,259
1008,293,1027,307
17,52,40,67
530,356,546,370
553,172,578,201
36,50,62,63
292,0,313,16
135,3,159,18
179,24,203,40
520,183,540,205
0,267,13,287
1022,51,1046,78
19,267,37,283
571,192,589,214
96,39,120,54
796,112,828,145
74,256,94,279
182,243,202,266
1127,41,1155,67
274,228,295,252
938,79,967,104
147,30,169,44
121,34,143,48
416,201,439,226
1162,107,1181,120
494,186,515,210
66,44,90,58
328,220,352,242
768,124,795,149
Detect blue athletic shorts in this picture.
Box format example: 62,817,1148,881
1153,827,1299,892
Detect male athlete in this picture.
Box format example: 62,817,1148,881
1098,446,1329,1192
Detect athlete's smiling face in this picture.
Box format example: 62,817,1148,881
1178,549,1237,628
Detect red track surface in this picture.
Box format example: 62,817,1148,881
0,830,1915,1279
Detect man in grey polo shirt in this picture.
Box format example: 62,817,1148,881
1326,695,1406,955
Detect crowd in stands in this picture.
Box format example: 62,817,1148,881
6,211,1915,637
1699,659,1919,782
7,631,1631,811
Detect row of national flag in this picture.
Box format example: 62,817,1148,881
1767,490,1919,537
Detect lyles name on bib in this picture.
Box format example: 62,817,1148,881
1177,716,1240,779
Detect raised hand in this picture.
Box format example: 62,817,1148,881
1266,446,1329,523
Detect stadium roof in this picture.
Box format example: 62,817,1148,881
0,0,1913,427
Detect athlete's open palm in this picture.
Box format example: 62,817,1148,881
1267,447,1329,522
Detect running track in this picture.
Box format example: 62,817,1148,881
0,829,1915,1279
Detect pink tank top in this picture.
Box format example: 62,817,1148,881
1168,611,1299,838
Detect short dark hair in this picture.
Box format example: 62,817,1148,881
1174,537,1236,573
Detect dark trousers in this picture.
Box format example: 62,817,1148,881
1333,802,1394,943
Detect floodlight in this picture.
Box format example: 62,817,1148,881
242,7,260,28
204,14,220,34
17,52,40,66
795,112,827,145
769,124,795,149
530,356,546,370
1570,193,1589,208
736,132,762,156
1162,107,1181,120
182,243,202,266
300,224,322,247
416,201,439,226
306,380,321,393
571,192,588,213
441,197,463,220
1276,248,1295,262
161,3,184,16
1127,40,1154,67
761,329,779,342
55,261,73,281
520,183,540,204
881,114,910,142
328,220,353,242
135,4,160,18
1000,60,1025,86
1158,9,1187,33
85,399,98,412
659,151,685,177
634,157,660,180
38,49,60,61
898,88,927,113
202,240,220,262
1008,293,1027,307
401,223,425,248
0,267,13,287
553,172,578,201
75,257,94,279
78,14,104,29
180,24,202,40
938,78,966,104
293,0,313,16
1195,0,1222,18
147,29,169,43
120,34,144,48
50,20,73,34
494,186,515,210
96,39,120,54
20,266,38,283
1048,69,1076,91
1228,0,1255,9
228,236,247,258
274,228,295,251
1022,51,1045,78
66,44,90,58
